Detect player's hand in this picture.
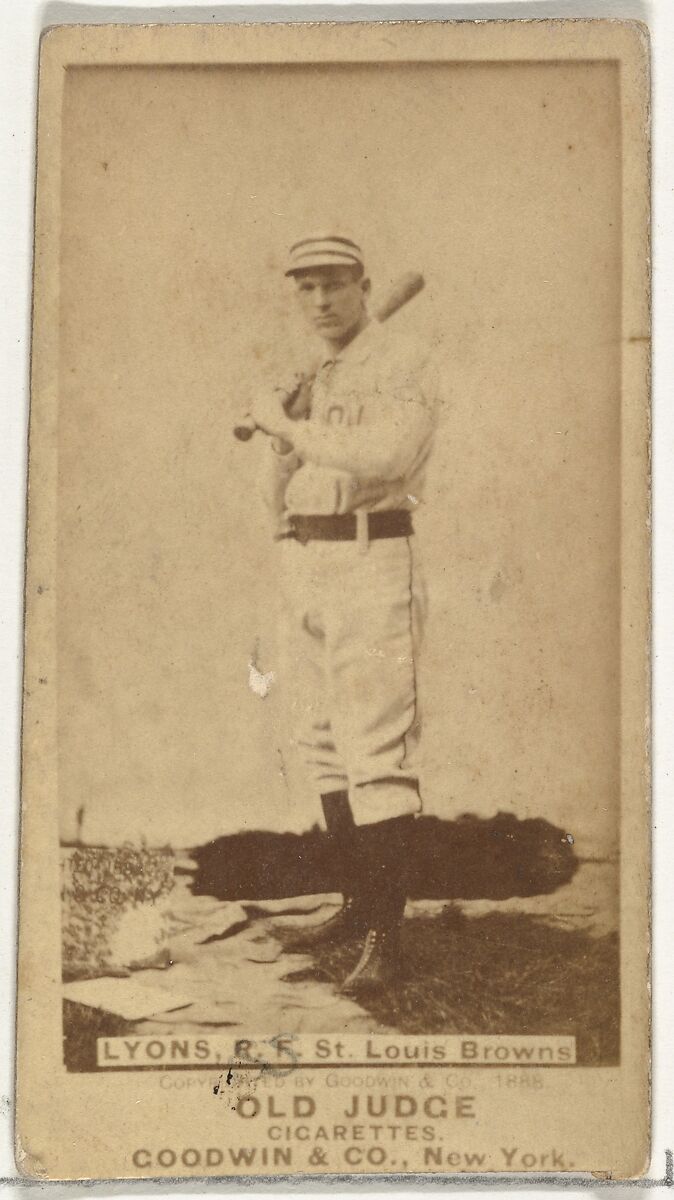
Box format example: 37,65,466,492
282,372,312,421
250,387,297,441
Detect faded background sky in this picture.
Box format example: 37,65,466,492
58,61,621,854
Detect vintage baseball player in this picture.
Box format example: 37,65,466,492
246,233,438,994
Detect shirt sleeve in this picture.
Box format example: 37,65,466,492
290,356,438,481
261,440,302,536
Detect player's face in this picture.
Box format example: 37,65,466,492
293,266,369,345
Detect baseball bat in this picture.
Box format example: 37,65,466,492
233,270,425,441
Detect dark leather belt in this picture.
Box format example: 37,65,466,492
284,510,413,544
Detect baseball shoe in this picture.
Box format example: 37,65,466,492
339,926,402,994
283,789,363,953
282,896,367,952
336,813,414,996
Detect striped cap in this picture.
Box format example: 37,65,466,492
285,233,364,276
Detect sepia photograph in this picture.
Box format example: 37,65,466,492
16,19,650,1179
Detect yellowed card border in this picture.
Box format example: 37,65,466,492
17,19,650,1179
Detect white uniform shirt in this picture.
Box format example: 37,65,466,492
266,321,438,532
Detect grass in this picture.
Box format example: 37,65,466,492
278,906,619,1066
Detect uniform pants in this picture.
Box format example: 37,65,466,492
279,534,426,826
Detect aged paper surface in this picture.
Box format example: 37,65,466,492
17,19,650,1180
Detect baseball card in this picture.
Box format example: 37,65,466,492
16,18,650,1181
